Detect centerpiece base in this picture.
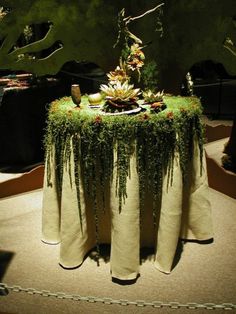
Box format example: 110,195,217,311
102,99,140,114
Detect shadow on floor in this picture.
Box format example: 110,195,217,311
171,240,184,271
0,250,15,282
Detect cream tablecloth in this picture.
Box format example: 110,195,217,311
42,138,213,280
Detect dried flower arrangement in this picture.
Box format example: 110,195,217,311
100,3,165,114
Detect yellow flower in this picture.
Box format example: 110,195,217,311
100,81,140,102
126,43,145,71
143,90,164,103
107,65,129,84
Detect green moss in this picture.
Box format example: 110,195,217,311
45,95,204,240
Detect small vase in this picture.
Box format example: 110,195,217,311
71,84,81,106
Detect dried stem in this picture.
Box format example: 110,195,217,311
113,3,164,49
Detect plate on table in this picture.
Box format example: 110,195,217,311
89,104,102,108
100,107,142,116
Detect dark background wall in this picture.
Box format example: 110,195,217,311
0,0,236,169
0,0,236,93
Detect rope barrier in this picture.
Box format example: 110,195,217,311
1,282,235,311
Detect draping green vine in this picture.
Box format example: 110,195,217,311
44,95,204,245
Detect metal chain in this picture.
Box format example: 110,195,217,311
0,282,236,311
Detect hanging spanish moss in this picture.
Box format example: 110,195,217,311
136,114,176,225
44,95,204,244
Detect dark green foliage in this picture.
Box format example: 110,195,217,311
45,95,204,240
141,60,159,91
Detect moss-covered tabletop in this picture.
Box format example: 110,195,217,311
42,95,214,280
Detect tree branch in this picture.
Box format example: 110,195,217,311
124,3,164,24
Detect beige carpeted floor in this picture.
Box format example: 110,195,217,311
0,185,236,313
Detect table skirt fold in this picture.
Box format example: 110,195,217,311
42,140,213,279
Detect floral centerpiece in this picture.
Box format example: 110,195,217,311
100,60,141,113
100,4,165,114
142,90,164,103
100,42,144,113
100,80,140,113
142,89,167,113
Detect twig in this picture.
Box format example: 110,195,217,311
124,3,164,24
